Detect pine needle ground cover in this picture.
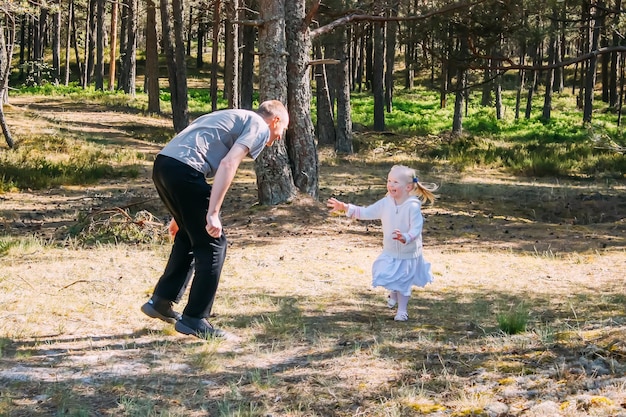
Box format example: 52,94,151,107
0,95,625,417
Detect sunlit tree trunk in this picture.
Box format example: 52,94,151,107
255,0,296,204
108,0,118,90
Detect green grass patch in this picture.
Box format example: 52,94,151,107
0,134,141,191
497,303,530,335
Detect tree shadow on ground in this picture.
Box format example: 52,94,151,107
2,288,625,416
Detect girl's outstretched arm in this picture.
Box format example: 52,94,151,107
327,197,348,214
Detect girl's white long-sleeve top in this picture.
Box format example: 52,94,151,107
345,195,424,260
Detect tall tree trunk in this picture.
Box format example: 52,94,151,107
95,0,105,90
64,0,72,85
583,1,602,124
515,43,526,120
384,3,397,113
314,42,335,146
224,0,239,108
452,34,469,136
120,0,137,95
52,7,61,84
240,22,256,109
285,0,318,197
197,9,205,69
0,16,15,148
82,0,91,87
70,1,83,85
108,0,118,90
542,10,557,121
145,0,160,113
160,0,189,132
335,25,353,153
609,0,621,107
210,0,220,111
372,21,385,131
255,0,296,205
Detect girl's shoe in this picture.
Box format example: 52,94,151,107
387,293,397,308
394,312,409,322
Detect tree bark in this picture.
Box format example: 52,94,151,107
95,0,105,90
583,1,602,124
160,0,189,132
64,0,72,85
285,0,318,198
224,0,239,108
384,4,398,113
52,6,61,84
210,0,220,111
119,0,137,95
372,22,385,131
255,0,296,205
0,14,15,147
314,42,336,146
335,25,353,153
240,22,256,110
145,0,160,113
108,0,118,90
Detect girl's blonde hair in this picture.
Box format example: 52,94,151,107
390,164,437,204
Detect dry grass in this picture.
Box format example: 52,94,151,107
0,96,625,416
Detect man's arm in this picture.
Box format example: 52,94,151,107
205,143,249,237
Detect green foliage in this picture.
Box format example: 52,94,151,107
497,303,529,335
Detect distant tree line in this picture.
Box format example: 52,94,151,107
1,0,625,203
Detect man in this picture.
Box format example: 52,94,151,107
141,100,289,339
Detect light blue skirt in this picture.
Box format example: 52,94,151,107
371,253,433,296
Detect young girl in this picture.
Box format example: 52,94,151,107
327,165,436,321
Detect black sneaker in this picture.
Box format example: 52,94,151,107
141,296,182,324
175,315,227,339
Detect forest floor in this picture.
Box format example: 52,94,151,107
0,95,625,416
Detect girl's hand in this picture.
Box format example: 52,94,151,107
327,197,348,213
392,229,406,243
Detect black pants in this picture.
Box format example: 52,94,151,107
151,155,227,318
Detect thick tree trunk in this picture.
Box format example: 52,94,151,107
285,0,318,198
255,0,296,205
145,0,160,113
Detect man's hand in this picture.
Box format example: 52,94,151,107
206,213,222,238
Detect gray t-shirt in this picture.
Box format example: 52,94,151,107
158,109,270,177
